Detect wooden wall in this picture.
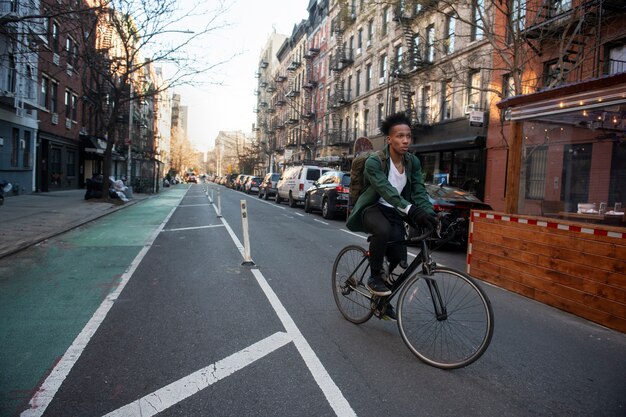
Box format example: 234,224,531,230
467,211,626,333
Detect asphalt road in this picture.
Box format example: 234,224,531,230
1,184,625,417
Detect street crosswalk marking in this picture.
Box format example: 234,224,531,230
103,332,292,417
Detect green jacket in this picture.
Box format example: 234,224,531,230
346,146,434,232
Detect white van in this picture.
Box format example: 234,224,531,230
275,165,332,207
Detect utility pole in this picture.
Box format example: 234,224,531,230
126,80,133,184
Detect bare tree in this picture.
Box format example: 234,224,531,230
75,0,234,197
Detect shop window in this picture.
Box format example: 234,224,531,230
23,131,31,168
525,146,547,200
11,128,19,167
50,148,62,186
561,144,592,212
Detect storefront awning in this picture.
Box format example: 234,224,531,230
409,136,485,153
498,73,626,124
83,136,125,161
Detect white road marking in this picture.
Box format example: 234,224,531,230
314,219,329,225
163,224,225,232
178,203,212,207
251,269,357,417
103,332,292,417
21,194,184,417
295,212,304,217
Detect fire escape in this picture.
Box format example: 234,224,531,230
302,46,320,152
329,4,355,146
285,54,301,148
392,3,428,126
273,72,288,151
523,0,610,88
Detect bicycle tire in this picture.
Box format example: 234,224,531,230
332,245,374,324
397,266,494,369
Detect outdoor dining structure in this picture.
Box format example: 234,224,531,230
468,73,626,333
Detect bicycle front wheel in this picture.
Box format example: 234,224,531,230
397,266,494,369
332,245,374,324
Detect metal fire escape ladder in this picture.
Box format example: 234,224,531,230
330,19,345,146
393,9,419,125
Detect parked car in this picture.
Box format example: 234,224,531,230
258,172,281,200
276,165,333,207
407,183,493,247
234,174,248,191
304,171,351,219
244,176,262,194
186,174,197,184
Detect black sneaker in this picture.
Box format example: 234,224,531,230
366,275,392,296
382,304,397,321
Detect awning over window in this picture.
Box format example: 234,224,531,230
409,136,485,153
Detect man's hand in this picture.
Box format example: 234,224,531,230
408,206,439,229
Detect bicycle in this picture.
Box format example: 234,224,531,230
332,222,494,369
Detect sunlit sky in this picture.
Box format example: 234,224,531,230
168,0,309,152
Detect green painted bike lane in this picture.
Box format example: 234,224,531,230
0,188,187,416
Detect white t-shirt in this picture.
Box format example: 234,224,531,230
378,161,407,208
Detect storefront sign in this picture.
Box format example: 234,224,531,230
469,110,484,127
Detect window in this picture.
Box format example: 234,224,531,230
509,0,526,42
366,63,372,91
11,128,19,167
364,108,370,136
65,90,71,118
382,7,389,36
391,97,399,114
503,73,515,98
67,151,76,177
467,71,481,109
356,69,361,96
394,44,403,74
349,35,354,58
377,103,385,128
40,76,49,109
412,34,421,69
367,20,374,44
525,146,547,199
50,148,61,185
51,20,60,53
426,25,435,62
23,130,31,168
379,54,387,81
66,36,75,67
357,28,363,52
347,75,352,100
550,0,572,16
420,86,431,124
543,60,563,87
7,52,16,93
71,93,78,120
445,14,456,54
51,83,60,120
471,0,484,41
354,112,359,140
441,79,452,121
606,43,626,75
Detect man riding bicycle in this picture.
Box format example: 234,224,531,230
346,112,438,320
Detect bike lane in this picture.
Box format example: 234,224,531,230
0,188,187,416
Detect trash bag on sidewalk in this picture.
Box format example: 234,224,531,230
84,175,103,200
109,177,131,202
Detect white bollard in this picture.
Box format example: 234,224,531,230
217,190,222,218
240,200,255,266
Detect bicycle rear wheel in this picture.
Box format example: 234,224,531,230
397,266,493,369
332,245,374,324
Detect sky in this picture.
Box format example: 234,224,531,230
168,0,309,153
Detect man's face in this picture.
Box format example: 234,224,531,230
387,124,412,155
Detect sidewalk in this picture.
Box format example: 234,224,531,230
0,189,151,259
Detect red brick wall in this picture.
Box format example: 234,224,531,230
468,211,626,333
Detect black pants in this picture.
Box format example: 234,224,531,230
362,204,407,276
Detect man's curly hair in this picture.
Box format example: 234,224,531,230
380,112,411,136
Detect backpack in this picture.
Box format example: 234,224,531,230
349,150,386,206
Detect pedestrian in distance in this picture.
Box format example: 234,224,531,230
346,112,438,320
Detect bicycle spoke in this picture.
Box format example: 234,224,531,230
332,245,374,324
397,267,493,369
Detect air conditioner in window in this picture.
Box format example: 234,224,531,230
51,113,59,124
356,47,362,55
53,53,60,66
366,39,371,47
379,76,386,85
464,104,477,115
65,117,72,129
